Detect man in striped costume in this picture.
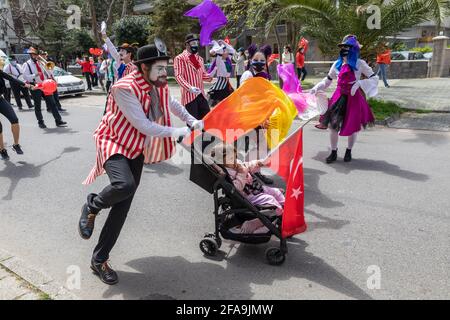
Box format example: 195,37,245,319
174,34,212,120
79,42,203,285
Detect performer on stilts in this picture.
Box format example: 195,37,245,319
309,35,378,163
78,40,203,285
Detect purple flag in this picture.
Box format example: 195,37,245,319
184,0,228,46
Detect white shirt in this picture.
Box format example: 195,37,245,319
3,63,24,81
234,54,246,76
240,70,254,84
22,59,52,84
282,52,294,64
112,86,197,138
208,56,231,78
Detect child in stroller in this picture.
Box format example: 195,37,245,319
210,143,285,234
189,137,288,265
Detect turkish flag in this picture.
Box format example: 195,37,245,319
266,127,306,238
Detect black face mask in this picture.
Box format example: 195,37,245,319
190,45,199,54
340,48,350,57
252,62,265,72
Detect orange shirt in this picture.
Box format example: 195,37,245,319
377,50,391,64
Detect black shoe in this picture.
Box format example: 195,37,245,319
90,259,119,285
78,203,97,240
254,172,274,185
38,122,47,129
344,148,352,162
326,149,338,164
12,144,24,155
0,149,9,160
18,106,23,111
28,105,35,109
58,108,67,112
56,121,67,127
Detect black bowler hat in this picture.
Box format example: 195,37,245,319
185,33,199,44
135,38,170,64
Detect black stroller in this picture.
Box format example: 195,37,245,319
189,143,288,265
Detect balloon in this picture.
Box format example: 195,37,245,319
89,48,103,56
36,79,57,96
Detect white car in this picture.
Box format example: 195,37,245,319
53,67,86,96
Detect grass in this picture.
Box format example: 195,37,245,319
368,98,404,120
368,98,433,120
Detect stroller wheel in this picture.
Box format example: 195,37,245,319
265,247,286,266
205,233,222,248
199,238,218,256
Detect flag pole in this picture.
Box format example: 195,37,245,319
266,119,312,159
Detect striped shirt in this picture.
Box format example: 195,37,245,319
123,62,137,78
83,71,176,185
174,50,210,105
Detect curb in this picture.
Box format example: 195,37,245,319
0,249,79,300
375,112,401,126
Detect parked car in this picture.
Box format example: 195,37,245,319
391,51,427,60
53,66,85,96
423,52,433,60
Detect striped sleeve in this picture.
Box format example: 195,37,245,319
174,56,192,91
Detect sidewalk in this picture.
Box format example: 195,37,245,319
0,265,46,300
0,249,77,300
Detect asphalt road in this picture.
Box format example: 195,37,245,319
0,89,449,300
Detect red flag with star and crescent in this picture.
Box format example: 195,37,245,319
267,127,307,238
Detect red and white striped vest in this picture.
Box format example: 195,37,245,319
83,71,176,185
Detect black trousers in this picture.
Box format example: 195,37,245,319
236,75,242,88
11,82,33,109
185,94,210,120
47,91,62,110
31,89,62,124
297,67,308,81
0,97,19,134
84,72,92,90
87,153,144,263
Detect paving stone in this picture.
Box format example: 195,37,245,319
0,276,29,300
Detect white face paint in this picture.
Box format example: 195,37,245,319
149,60,168,87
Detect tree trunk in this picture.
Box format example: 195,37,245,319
121,0,128,18
274,25,282,85
88,0,102,48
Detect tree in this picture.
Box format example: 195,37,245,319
148,0,198,56
258,0,450,62
113,16,151,46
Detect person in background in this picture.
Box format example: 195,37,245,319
97,57,106,91
3,56,34,110
296,39,308,81
77,56,93,91
376,43,391,88
90,57,99,88
174,33,213,120
282,45,295,65
234,47,246,88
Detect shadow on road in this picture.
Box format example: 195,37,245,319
313,151,429,181
43,127,79,135
0,147,80,200
402,132,450,146
101,238,372,300
144,161,185,177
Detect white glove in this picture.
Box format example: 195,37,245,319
191,120,204,131
171,126,191,139
101,21,107,36
189,87,201,95
351,80,361,96
309,87,317,95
